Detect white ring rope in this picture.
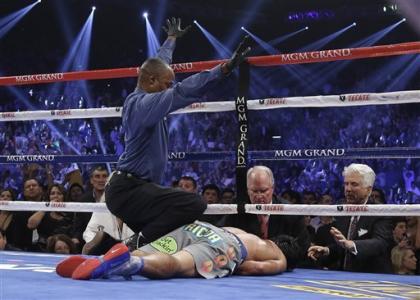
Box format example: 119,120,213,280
0,201,238,215
2,201,419,216
1,90,419,121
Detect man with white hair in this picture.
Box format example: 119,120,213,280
226,165,310,262
308,163,394,273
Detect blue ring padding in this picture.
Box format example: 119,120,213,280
0,148,419,164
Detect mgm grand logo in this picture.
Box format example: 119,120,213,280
6,155,55,162
168,152,186,160
275,149,345,158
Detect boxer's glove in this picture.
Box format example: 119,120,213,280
163,17,191,38
223,35,251,74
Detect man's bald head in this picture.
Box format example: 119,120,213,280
138,58,175,93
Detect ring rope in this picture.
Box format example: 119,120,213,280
1,90,419,122
1,201,419,216
0,42,419,86
1,43,419,217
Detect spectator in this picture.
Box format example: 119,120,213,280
201,184,221,205
403,169,420,203
177,176,198,194
391,246,417,275
227,166,310,262
308,163,394,273
302,190,318,205
0,187,33,250
46,234,77,254
27,184,73,251
406,216,420,274
22,178,45,202
310,193,335,233
0,188,16,232
370,187,386,204
66,183,84,202
392,217,409,248
304,215,316,244
280,189,301,204
0,229,20,251
71,166,108,251
82,195,134,255
199,184,226,227
221,188,235,204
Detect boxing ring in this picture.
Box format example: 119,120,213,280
1,42,420,299
2,250,420,300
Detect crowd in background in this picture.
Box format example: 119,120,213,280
1,78,419,204
0,36,419,277
0,166,419,276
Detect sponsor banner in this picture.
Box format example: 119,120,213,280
254,148,420,160
0,148,419,165
173,102,235,114
1,42,419,86
170,60,225,74
236,96,249,168
0,201,236,214
0,155,119,164
15,73,64,83
5,155,56,162
0,107,123,122
0,67,139,86
246,204,420,216
45,202,66,208
280,49,352,63
167,152,232,161
3,201,419,216
171,62,194,72
173,90,420,113
248,41,420,66
2,90,418,122
256,204,285,212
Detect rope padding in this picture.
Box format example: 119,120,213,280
2,201,419,216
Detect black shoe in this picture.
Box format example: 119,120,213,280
123,234,139,251
123,233,147,251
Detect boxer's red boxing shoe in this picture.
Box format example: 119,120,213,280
72,243,130,280
56,256,87,278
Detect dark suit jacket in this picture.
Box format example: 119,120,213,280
71,190,95,242
226,196,311,260
5,211,33,251
327,215,394,273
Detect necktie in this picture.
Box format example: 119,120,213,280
258,215,269,239
347,216,358,240
343,216,358,270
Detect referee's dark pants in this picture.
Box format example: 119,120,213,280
105,171,207,243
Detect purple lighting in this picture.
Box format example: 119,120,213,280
287,9,335,22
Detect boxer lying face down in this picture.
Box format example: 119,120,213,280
56,221,300,280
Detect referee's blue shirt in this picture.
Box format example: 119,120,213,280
117,38,225,184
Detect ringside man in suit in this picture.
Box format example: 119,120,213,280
308,163,393,273
226,166,310,261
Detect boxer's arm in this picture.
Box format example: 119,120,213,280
235,259,286,275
